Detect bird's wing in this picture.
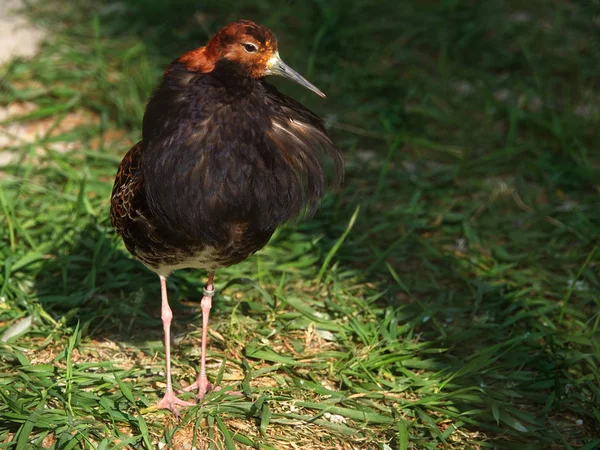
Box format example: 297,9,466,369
261,82,344,218
262,82,344,182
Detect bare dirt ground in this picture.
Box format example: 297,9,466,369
0,0,45,65
0,0,48,166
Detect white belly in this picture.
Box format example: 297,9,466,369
151,247,222,276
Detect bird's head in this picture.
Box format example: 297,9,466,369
177,20,325,98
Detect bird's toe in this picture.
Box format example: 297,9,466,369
180,376,217,400
155,390,195,417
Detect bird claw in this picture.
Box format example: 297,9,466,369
181,376,217,400
153,390,195,418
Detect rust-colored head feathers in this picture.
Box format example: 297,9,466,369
176,19,325,97
179,20,278,78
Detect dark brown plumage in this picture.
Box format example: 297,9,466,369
110,19,343,415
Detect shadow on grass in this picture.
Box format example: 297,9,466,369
33,222,161,337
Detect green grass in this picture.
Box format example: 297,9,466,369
1,0,599,448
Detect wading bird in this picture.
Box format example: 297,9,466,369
110,19,343,416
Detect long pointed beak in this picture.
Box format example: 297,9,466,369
266,52,326,98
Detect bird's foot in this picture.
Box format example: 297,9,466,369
154,390,195,417
182,377,245,401
182,375,217,401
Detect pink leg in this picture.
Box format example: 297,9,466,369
154,275,193,416
183,271,217,400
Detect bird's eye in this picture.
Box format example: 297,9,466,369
242,43,258,53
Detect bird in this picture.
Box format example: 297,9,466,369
110,19,343,416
